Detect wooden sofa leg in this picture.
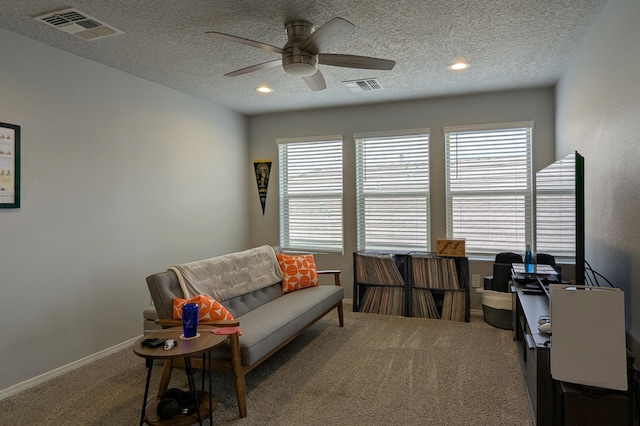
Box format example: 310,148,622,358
228,332,247,418
158,359,174,396
330,272,344,327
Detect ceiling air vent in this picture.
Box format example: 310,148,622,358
34,8,123,40
342,78,384,92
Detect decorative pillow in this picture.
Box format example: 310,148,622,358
277,253,320,294
172,294,234,322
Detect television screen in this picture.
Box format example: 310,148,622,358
535,151,585,284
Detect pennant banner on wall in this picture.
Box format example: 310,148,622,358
253,159,272,215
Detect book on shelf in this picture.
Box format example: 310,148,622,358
360,285,405,316
441,291,466,322
354,252,405,286
411,288,440,319
410,254,459,289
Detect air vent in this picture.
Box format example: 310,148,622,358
34,8,123,40
342,78,384,92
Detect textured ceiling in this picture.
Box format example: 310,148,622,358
0,0,607,115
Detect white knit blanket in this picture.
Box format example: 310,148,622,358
169,245,283,301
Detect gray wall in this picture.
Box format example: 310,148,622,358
556,0,640,358
248,88,557,308
0,29,249,392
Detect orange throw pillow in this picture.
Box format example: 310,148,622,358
172,294,234,321
277,253,320,294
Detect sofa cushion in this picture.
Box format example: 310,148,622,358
172,294,234,321
209,284,343,365
277,253,320,294
221,282,283,318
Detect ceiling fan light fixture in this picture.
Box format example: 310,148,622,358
256,85,273,93
282,52,318,76
283,62,317,76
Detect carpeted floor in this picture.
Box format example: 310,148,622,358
0,307,532,425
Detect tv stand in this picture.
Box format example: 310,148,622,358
513,282,633,425
513,282,554,425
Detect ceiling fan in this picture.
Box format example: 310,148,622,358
205,17,396,91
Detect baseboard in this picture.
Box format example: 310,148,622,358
0,335,141,401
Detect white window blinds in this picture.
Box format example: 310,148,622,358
355,130,430,252
277,136,343,253
444,122,533,257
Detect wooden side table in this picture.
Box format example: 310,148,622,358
133,327,226,426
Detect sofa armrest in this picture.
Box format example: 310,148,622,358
318,269,341,286
156,318,240,328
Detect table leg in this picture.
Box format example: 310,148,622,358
199,352,213,424
184,357,203,425
140,358,153,426
207,351,213,424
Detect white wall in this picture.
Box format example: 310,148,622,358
556,0,640,358
248,88,556,308
0,29,249,393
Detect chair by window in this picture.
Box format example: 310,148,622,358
536,253,556,266
484,252,523,292
536,253,561,280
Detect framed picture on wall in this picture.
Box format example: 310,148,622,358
0,122,20,209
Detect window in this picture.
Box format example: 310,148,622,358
444,122,533,257
355,130,430,252
277,136,343,253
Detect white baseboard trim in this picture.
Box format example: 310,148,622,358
0,335,141,401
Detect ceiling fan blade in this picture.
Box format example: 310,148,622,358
224,59,281,77
299,17,355,55
318,53,396,70
302,70,326,91
205,31,287,55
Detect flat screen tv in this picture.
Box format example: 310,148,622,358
535,151,585,284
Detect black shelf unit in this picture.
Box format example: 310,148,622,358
353,251,469,322
352,251,409,316
408,253,470,322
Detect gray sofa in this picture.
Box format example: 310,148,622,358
145,246,344,418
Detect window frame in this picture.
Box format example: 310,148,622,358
277,135,344,254
355,129,431,253
444,122,534,259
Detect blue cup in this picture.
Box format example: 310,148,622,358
182,303,199,338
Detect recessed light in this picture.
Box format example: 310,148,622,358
256,86,273,93
449,62,469,71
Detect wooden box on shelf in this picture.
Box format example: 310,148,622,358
435,239,466,257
